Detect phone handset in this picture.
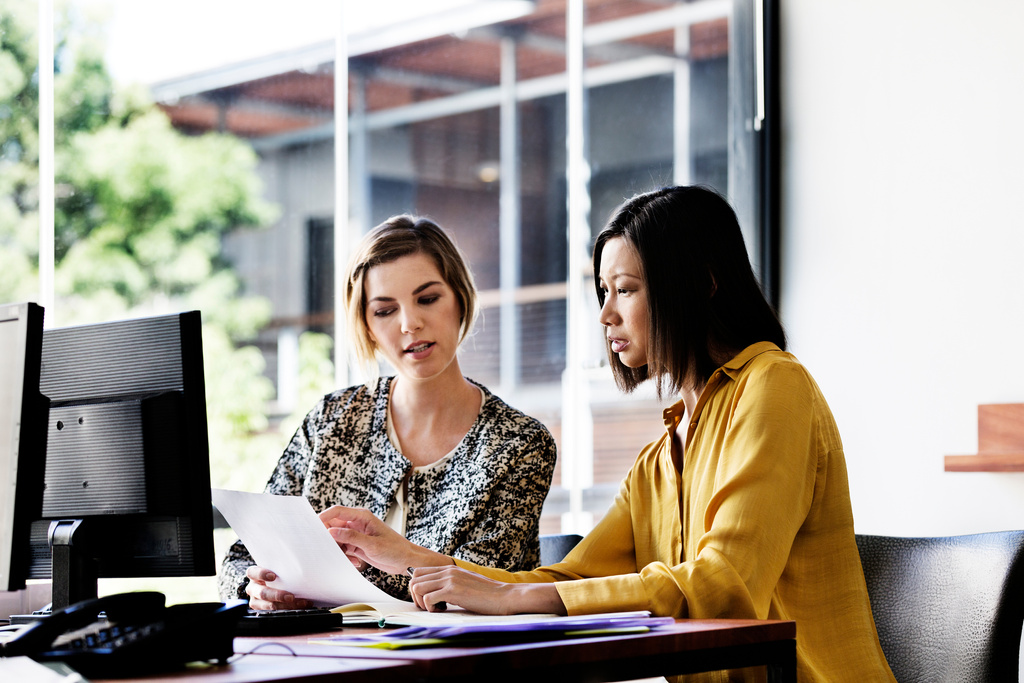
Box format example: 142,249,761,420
3,591,166,657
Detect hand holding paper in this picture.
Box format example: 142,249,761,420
319,505,453,578
211,489,402,608
243,564,310,610
212,489,584,628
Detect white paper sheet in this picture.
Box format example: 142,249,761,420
211,489,403,607
0,657,83,682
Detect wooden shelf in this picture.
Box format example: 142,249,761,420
944,453,1024,472
945,404,1024,472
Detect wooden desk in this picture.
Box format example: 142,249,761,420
233,618,797,682
88,654,416,683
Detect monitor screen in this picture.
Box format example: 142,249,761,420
0,302,48,593
27,310,215,610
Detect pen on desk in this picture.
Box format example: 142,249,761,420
407,566,447,612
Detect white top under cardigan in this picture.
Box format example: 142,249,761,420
382,384,486,535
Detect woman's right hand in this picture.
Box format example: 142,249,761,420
244,565,313,611
319,505,453,576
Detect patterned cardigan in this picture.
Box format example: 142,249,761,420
218,376,557,601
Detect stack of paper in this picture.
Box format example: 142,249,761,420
311,613,676,649
211,490,674,639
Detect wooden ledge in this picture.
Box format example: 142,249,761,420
944,453,1024,472
945,404,1024,472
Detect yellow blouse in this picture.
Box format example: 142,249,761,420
455,342,895,682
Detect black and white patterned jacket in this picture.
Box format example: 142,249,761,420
218,376,557,601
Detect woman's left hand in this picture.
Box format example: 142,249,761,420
319,505,451,576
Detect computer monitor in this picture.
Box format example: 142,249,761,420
0,302,49,593
26,310,215,610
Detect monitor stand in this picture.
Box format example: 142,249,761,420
9,519,98,624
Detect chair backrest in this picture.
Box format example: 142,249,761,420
539,533,583,566
856,530,1024,683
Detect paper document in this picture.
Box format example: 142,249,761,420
331,603,562,627
310,612,671,649
211,489,403,607
0,657,83,683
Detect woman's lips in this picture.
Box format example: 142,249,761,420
404,341,435,357
609,338,629,354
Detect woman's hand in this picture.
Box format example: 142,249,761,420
244,566,313,611
319,505,452,576
408,566,568,615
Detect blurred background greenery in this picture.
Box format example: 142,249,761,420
1,1,335,605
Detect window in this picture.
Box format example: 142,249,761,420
25,0,778,538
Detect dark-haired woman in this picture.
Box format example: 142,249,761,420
218,215,556,607
322,188,895,682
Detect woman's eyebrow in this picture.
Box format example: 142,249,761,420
601,271,642,282
369,280,443,303
413,280,444,295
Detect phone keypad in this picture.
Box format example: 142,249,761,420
56,620,162,653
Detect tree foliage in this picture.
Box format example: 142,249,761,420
0,2,293,496
0,1,41,301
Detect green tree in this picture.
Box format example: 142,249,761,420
2,2,288,499
1,1,306,601
0,0,41,301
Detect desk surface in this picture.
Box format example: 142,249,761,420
88,654,416,683
87,618,795,683
230,618,797,683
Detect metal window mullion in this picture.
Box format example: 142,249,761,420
499,35,521,394
343,71,372,386
334,4,351,388
562,0,593,533
350,71,370,243
673,23,692,186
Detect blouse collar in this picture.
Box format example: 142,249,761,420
661,341,782,428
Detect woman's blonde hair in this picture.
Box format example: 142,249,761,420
344,215,478,368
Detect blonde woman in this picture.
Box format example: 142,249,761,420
219,215,557,606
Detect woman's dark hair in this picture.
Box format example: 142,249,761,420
593,185,786,397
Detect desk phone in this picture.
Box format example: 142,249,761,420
1,591,246,677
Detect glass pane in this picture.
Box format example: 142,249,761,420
37,0,763,546
48,0,340,604
569,0,735,522
0,1,40,305
583,3,730,229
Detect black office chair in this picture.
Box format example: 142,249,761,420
539,533,584,566
855,530,1024,683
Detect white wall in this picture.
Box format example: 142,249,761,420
781,0,1024,536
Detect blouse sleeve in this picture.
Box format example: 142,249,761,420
453,475,640,588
